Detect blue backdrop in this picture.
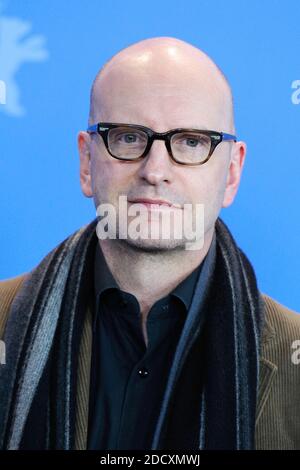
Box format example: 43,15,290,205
0,0,299,311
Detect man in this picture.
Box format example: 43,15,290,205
0,37,299,450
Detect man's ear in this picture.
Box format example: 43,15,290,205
78,131,93,198
222,141,246,208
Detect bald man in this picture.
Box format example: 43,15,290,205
0,37,300,451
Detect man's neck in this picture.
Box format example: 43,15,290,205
99,228,214,323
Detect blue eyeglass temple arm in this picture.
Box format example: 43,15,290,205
87,124,98,133
222,132,237,142
86,124,237,142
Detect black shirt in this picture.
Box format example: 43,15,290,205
87,243,205,450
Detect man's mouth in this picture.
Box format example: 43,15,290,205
128,198,182,209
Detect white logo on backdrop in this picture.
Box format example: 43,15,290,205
0,4,49,116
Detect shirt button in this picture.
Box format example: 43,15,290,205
138,367,149,378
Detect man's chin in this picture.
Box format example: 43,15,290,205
118,236,187,253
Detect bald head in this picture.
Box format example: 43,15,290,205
88,36,235,133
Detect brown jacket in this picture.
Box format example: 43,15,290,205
1,274,300,450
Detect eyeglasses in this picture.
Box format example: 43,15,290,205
86,122,237,166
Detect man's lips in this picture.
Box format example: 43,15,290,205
128,198,182,209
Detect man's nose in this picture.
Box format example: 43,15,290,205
137,139,174,185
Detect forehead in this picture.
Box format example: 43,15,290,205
92,57,231,132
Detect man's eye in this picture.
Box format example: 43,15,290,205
185,137,200,147
121,133,137,143
178,135,206,147
117,132,141,144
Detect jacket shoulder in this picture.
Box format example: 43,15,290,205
0,273,27,338
256,295,300,449
261,293,300,341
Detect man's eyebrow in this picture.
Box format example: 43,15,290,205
177,125,209,130
105,122,212,131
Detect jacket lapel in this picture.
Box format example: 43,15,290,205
74,305,93,450
255,316,277,426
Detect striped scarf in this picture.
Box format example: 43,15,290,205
0,217,264,449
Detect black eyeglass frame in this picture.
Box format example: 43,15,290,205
86,122,237,166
